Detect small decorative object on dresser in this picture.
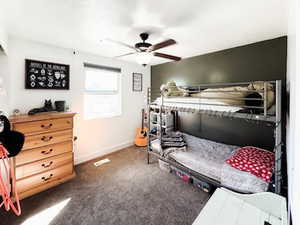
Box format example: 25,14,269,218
28,99,55,115
132,73,142,92
54,101,66,112
13,109,21,116
9,112,76,200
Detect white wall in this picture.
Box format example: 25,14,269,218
0,52,9,114
0,23,9,114
0,27,8,54
287,0,300,223
2,37,150,164
0,7,8,55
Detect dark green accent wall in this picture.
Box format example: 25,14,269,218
151,37,287,149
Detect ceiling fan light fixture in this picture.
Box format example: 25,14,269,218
136,52,152,66
107,32,180,64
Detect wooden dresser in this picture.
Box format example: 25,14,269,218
9,112,76,199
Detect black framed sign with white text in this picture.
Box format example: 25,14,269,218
25,59,70,90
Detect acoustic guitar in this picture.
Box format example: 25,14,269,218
135,109,148,147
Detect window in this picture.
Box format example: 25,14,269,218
84,63,121,120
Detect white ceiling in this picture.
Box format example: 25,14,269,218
0,0,288,65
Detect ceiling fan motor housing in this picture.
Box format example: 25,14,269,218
135,42,152,50
135,32,152,51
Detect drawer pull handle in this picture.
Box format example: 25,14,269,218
41,136,53,142
41,149,53,155
42,161,53,168
41,123,53,129
41,174,53,181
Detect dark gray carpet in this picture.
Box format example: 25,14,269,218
1,146,210,225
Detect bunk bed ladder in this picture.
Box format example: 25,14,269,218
263,82,268,116
274,80,282,194
159,94,163,151
147,87,151,164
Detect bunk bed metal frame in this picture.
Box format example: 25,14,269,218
146,80,283,195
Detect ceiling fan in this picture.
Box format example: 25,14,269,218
104,33,181,66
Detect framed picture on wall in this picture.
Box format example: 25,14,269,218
132,73,142,92
25,59,70,90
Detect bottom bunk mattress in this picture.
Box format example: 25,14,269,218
151,133,269,193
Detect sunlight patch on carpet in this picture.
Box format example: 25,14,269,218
21,198,71,225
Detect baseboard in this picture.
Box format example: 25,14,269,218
74,140,134,165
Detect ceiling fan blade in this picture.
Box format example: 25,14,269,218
153,52,181,61
103,39,139,52
148,39,176,52
114,52,138,58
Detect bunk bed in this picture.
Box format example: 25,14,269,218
146,80,283,195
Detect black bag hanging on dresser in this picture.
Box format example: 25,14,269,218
0,115,24,157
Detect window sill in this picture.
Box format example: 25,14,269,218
84,113,122,121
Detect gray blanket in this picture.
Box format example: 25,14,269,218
151,132,269,193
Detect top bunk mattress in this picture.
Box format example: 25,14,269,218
152,81,276,117
154,97,243,112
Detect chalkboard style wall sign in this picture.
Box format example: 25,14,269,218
132,73,142,92
25,59,70,90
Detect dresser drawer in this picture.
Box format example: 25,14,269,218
23,130,73,150
16,141,72,166
16,163,73,194
16,152,73,179
13,117,73,135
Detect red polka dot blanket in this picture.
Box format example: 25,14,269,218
225,146,274,182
